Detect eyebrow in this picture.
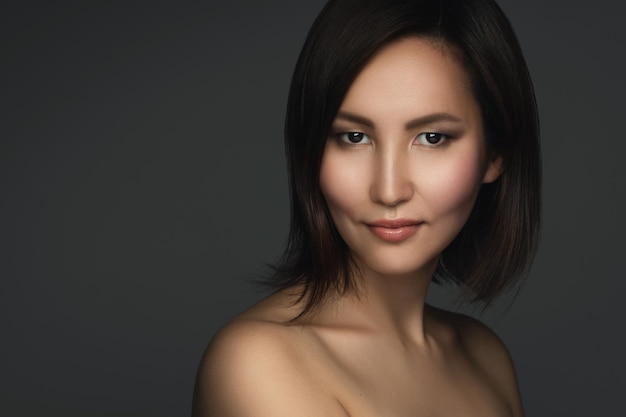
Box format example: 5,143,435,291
334,111,463,130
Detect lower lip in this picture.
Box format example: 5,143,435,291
367,224,420,243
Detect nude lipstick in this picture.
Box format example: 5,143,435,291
366,219,422,243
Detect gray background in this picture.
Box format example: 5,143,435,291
2,1,624,415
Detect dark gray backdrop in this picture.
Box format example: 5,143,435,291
2,1,624,416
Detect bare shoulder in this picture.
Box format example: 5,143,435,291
427,306,525,417
192,318,300,416
192,297,347,417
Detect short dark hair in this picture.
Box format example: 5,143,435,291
267,0,541,318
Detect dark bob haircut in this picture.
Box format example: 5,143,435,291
268,0,541,318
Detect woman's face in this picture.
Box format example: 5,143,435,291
320,37,501,278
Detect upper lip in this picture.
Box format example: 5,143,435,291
366,219,423,228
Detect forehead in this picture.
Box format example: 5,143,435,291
338,37,479,127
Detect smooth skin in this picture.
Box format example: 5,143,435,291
193,37,523,417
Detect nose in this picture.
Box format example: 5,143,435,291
369,147,414,207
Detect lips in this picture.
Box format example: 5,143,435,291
366,219,423,243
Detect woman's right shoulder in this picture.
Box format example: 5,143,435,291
201,290,304,363
192,299,347,417
200,315,303,373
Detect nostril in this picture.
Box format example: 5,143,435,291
370,171,414,207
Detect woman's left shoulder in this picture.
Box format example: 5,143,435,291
426,305,525,416
427,305,514,363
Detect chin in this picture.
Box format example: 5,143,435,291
354,254,440,280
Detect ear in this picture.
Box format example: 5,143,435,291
482,155,503,184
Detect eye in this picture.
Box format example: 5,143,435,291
338,132,371,145
416,132,448,146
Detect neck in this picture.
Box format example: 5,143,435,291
318,260,438,345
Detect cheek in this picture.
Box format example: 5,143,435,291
320,152,354,216
418,152,486,217
319,148,369,221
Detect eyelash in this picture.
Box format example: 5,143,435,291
415,132,449,146
334,131,450,147
337,132,371,145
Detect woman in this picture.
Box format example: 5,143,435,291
193,0,540,415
